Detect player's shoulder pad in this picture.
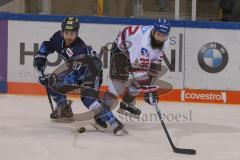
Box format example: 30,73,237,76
72,37,89,53
50,30,62,41
141,25,153,34
76,37,88,47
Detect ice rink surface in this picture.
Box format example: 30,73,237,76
0,94,240,160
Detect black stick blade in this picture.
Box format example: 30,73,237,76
173,148,196,155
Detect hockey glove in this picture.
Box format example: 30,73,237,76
33,55,46,73
144,92,159,106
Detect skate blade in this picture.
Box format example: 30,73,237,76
91,121,106,132
114,128,128,136
117,108,140,119
51,117,74,123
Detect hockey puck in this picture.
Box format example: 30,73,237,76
78,127,86,133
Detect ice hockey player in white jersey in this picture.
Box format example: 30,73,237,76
109,18,171,118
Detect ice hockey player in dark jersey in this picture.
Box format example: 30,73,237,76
33,17,127,136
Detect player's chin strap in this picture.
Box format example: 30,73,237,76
40,70,55,114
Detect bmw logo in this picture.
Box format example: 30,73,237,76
198,42,228,73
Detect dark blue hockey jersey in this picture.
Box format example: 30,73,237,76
38,30,94,61
38,30,102,88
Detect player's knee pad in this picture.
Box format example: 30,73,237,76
83,68,103,90
101,91,118,110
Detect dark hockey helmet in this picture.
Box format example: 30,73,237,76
61,16,80,33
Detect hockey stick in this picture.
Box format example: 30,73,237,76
146,68,197,154
40,70,54,113
153,101,196,155
130,86,196,154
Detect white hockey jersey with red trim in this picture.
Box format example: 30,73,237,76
116,25,169,71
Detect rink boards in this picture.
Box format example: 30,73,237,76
1,13,240,104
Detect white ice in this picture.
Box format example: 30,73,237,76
0,94,240,160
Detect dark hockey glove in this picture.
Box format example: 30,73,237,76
33,55,46,73
38,74,51,87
